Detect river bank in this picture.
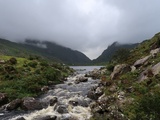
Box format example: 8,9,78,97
0,66,104,120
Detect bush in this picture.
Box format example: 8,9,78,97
28,61,38,68
9,57,17,65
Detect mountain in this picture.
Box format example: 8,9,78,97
0,38,91,65
92,42,138,63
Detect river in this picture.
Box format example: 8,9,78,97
0,66,102,120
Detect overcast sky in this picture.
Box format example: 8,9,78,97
0,0,160,59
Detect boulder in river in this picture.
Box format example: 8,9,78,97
21,97,43,111
56,105,68,114
36,115,57,120
85,68,101,79
6,99,22,111
75,76,88,84
15,117,26,120
0,93,8,107
50,97,58,106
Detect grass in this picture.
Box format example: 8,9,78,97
0,55,73,101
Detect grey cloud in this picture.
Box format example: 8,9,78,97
0,0,160,59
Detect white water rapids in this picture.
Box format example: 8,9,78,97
1,66,101,120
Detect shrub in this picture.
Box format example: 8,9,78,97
9,57,17,65
28,61,38,68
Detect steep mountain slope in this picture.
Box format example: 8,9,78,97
90,32,160,120
0,38,91,65
92,42,138,63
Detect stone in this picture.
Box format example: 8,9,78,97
150,48,160,57
75,76,88,84
68,100,78,106
6,99,22,111
56,105,68,114
38,115,57,120
50,97,58,106
41,86,49,92
21,97,43,111
85,68,101,79
0,93,8,107
151,62,160,75
138,62,160,82
110,64,131,80
15,117,26,120
133,55,151,68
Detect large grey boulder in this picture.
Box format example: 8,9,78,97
6,99,22,111
138,62,160,82
133,55,151,68
110,64,131,80
21,97,43,111
150,48,160,57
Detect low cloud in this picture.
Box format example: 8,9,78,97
0,0,160,59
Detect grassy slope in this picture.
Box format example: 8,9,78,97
0,55,73,101
91,32,160,120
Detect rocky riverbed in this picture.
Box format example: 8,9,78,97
0,66,104,120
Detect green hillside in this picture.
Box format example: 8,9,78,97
90,32,160,120
92,42,138,64
0,38,91,65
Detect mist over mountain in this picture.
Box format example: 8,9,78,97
0,38,91,65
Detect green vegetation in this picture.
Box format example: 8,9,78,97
0,38,91,65
90,32,160,120
0,55,73,100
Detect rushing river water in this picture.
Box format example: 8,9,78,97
0,66,102,120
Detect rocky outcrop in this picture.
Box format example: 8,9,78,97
0,93,8,107
133,55,151,68
110,64,131,80
85,68,101,79
150,48,160,57
21,97,43,111
87,86,104,100
6,99,22,111
138,62,160,82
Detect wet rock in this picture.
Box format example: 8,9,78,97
133,55,151,68
85,68,101,79
110,64,131,80
0,93,8,107
15,117,26,120
87,87,103,100
38,115,57,120
41,86,49,92
69,100,78,106
50,97,58,106
6,99,22,111
75,76,88,84
56,105,68,114
21,97,43,111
